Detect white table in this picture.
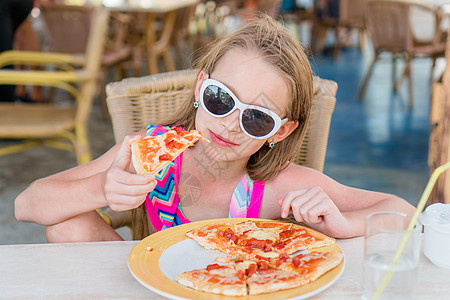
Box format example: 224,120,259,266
1,237,449,299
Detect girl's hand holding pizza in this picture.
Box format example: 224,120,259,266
103,135,156,211
278,186,352,238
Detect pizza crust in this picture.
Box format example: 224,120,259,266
175,265,247,296
271,251,344,286
246,269,302,295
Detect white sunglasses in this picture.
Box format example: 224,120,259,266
199,78,287,139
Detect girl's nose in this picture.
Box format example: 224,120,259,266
220,109,241,134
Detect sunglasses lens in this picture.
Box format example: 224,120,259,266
242,109,276,137
203,85,234,115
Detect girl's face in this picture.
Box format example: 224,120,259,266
194,48,291,163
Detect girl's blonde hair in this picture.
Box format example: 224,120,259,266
164,13,313,181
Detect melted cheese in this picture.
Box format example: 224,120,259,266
245,230,279,242
234,221,280,243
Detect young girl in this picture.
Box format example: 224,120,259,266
15,14,414,242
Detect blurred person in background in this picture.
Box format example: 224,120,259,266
0,0,34,102
0,0,60,102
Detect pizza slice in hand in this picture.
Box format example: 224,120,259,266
131,128,208,175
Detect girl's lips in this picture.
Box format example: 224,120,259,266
208,130,238,147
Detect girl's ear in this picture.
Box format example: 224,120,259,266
272,121,298,143
194,70,208,102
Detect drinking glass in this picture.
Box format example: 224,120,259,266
362,211,421,300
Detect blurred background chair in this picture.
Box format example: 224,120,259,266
358,0,447,108
241,0,283,19
311,0,366,59
428,41,450,204
0,6,109,165
279,0,314,41
41,5,134,118
104,69,337,238
170,3,198,69
13,14,44,103
189,0,284,56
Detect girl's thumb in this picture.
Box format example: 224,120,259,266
114,135,138,170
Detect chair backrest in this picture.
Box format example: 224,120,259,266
106,69,337,172
365,0,413,53
315,0,365,27
42,5,109,125
172,4,197,43
41,5,93,54
339,0,365,26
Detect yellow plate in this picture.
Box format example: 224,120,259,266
128,218,345,299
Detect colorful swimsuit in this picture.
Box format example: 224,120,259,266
143,125,266,232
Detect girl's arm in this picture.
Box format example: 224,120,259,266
268,164,415,238
15,136,156,226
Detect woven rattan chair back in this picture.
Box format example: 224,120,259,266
339,0,366,27
364,0,411,54
41,5,92,54
41,5,134,118
312,0,366,59
106,69,337,172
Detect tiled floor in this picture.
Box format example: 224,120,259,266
0,30,438,245
316,46,435,206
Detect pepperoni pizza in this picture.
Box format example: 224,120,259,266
176,220,343,296
131,128,208,175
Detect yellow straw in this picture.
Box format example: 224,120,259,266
371,161,450,300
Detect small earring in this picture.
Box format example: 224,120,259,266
268,141,275,148
193,101,199,108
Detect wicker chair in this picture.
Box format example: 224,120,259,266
428,41,450,204
170,4,197,69
41,5,134,118
311,0,366,59
104,69,337,237
0,7,109,164
358,0,447,107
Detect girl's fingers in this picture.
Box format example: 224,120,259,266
291,204,305,223
280,187,327,222
279,189,308,218
112,171,155,185
282,187,322,218
108,195,147,211
113,135,141,170
300,200,324,224
296,189,326,224
107,180,156,197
